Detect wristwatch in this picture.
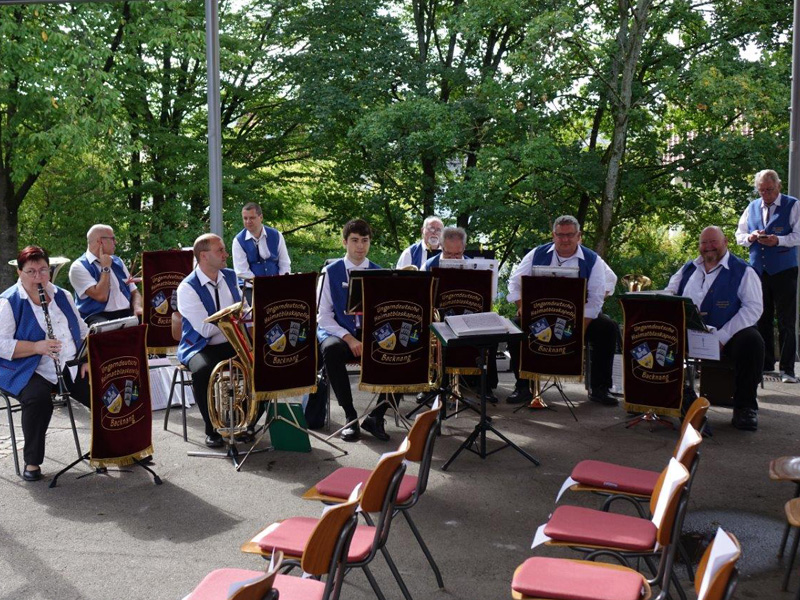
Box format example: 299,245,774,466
101,267,111,273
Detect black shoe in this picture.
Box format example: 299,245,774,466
205,434,224,448
415,392,427,404
589,388,618,406
237,428,255,443
95,467,108,474
23,466,42,482
506,388,533,404
732,408,758,431
482,393,498,405
340,422,360,442
362,415,390,441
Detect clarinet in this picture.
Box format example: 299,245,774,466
37,283,71,401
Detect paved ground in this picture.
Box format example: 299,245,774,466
0,366,797,600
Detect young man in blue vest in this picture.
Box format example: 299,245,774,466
318,219,391,442
506,215,619,406
396,216,444,269
177,234,241,448
735,169,800,383
69,224,143,325
667,226,764,430
232,202,291,304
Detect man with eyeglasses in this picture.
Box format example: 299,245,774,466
735,169,800,384
668,226,764,430
69,224,142,325
396,216,444,269
506,215,618,406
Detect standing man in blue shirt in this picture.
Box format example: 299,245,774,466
735,170,800,383
232,202,291,304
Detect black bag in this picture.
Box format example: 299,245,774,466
302,373,328,430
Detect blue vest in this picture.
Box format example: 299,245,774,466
745,195,799,275
424,252,472,271
677,253,749,330
530,243,597,279
74,254,132,319
317,258,382,342
177,269,241,365
235,227,281,277
0,285,83,396
409,242,425,269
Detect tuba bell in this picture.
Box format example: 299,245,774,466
203,302,259,436
621,274,652,292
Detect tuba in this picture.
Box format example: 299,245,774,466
204,302,259,436
621,274,652,292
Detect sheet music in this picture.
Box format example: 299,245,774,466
445,312,509,336
530,265,579,278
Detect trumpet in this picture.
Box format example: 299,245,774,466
37,283,71,403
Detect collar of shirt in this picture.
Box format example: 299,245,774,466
244,227,265,242
85,250,101,264
196,268,224,288
15,281,56,301
343,256,370,272
692,250,731,272
547,244,585,262
762,196,782,211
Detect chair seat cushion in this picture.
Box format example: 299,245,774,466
544,505,656,551
512,557,644,600
186,567,268,599
257,517,376,562
272,573,325,600
316,467,418,505
571,460,659,496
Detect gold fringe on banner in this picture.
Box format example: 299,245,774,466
146,346,177,355
91,445,155,468
445,367,481,376
359,382,434,394
253,384,318,402
623,401,681,419
519,370,584,384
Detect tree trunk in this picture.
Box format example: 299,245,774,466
0,181,20,291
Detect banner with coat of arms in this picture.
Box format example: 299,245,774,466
432,267,493,374
252,272,318,400
360,274,435,393
519,276,586,379
88,324,153,467
620,295,684,417
142,250,194,352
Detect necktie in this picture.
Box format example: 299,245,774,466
209,281,221,311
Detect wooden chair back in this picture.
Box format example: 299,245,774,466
671,424,703,472
649,458,690,546
404,403,441,502
228,550,283,600
171,311,183,343
360,439,410,512
695,531,741,600
301,497,360,577
681,396,710,434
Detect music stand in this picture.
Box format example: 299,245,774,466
434,320,540,470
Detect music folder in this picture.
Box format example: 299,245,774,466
346,269,436,315
69,316,140,366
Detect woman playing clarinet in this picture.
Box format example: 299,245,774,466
0,246,90,481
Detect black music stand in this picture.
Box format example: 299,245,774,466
433,321,539,470
513,375,578,421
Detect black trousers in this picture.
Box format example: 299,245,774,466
85,308,134,326
722,326,764,411
508,314,617,392
320,336,390,421
187,342,236,436
16,368,90,467
758,267,798,375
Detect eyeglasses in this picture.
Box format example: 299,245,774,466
554,232,578,239
22,267,50,278
101,236,117,242
425,226,443,233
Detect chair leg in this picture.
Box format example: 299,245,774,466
179,370,188,442
401,510,444,588
677,539,695,583
1,393,21,478
163,368,179,431
361,565,387,600
780,483,800,557
379,545,414,600
783,527,800,591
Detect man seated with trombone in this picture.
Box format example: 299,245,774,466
176,234,241,448
0,246,90,482
317,219,393,442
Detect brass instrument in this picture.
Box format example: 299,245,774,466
203,301,259,436
621,274,652,292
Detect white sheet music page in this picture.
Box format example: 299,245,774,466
445,312,508,336
697,528,739,600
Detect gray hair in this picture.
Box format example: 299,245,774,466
552,215,580,233
87,224,113,244
421,216,444,231
442,226,467,246
193,233,222,261
754,169,781,190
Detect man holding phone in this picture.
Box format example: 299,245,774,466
735,169,800,383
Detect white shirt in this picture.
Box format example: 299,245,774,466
600,258,617,297
317,256,373,340
664,251,762,345
0,282,88,384
232,226,291,283
396,240,432,269
176,269,238,346
735,194,800,248
69,250,137,312
506,245,609,319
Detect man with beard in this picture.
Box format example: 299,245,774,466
396,216,444,269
